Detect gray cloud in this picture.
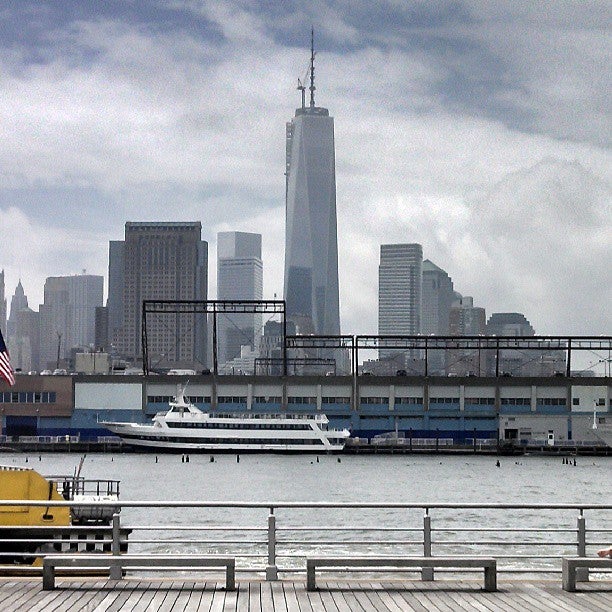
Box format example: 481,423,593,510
0,1,610,339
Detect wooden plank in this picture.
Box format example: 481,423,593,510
316,581,341,612
222,580,238,612
293,580,315,612
129,580,170,612
104,579,146,612
209,582,228,612
1,578,611,612
249,581,262,612
367,582,405,612
539,582,610,612
326,582,366,612
382,582,428,612
51,582,118,612
124,580,163,612
302,583,329,612
270,581,289,612
259,581,275,612
444,583,496,612
154,581,185,612
359,582,394,612
182,581,206,612
333,581,367,612
282,581,302,612
522,582,584,612
11,580,51,611
197,581,219,612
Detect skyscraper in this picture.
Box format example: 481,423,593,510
422,259,454,374
109,222,208,368
216,231,263,366
39,274,103,368
7,280,28,340
421,260,454,336
449,295,486,336
284,32,340,336
378,243,423,337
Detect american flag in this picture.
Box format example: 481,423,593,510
0,327,15,387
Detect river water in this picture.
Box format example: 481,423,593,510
2,452,610,571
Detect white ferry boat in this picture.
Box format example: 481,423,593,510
102,386,351,452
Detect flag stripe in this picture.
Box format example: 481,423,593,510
0,328,16,386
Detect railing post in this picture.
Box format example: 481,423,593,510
266,507,278,580
576,512,588,582
422,510,434,581
110,512,122,580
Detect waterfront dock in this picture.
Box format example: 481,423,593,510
2,577,610,611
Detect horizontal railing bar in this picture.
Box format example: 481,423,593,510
432,541,578,546
128,539,266,545
125,526,266,531
1,500,610,510
432,528,577,533
278,540,423,546
278,527,423,532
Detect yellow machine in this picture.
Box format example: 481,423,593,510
0,465,126,569
0,465,70,526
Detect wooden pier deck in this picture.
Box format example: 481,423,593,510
1,577,610,611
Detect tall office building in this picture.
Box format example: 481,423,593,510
109,222,208,368
421,259,454,375
484,313,557,376
39,274,103,368
284,33,340,336
449,295,486,336
379,243,423,335
217,232,263,367
10,307,40,372
486,312,535,336
421,260,454,335
378,243,423,366
0,270,6,335
448,295,487,376
7,280,28,340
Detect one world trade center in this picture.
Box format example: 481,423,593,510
284,32,341,336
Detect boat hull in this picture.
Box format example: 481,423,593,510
103,421,349,453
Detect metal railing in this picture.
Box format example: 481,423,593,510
0,501,610,580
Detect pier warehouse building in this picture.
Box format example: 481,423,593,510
0,374,610,449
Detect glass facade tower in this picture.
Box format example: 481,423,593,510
283,38,340,336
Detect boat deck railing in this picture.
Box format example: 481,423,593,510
0,501,610,577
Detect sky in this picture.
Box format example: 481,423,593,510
1,1,610,342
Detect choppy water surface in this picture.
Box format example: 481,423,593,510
1,452,607,504
2,452,610,569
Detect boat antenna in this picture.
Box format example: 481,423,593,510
309,27,316,108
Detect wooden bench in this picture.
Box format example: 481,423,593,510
562,557,612,591
42,554,235,591
306,556,497,591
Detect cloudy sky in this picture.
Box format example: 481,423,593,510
1,1,610,345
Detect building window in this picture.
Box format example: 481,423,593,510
501,398,531,406
536,398,566,406
395,397,422,405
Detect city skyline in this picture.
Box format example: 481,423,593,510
0,2,610,338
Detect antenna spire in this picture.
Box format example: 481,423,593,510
309,27,316,108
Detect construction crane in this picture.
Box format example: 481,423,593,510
297,62,311,109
